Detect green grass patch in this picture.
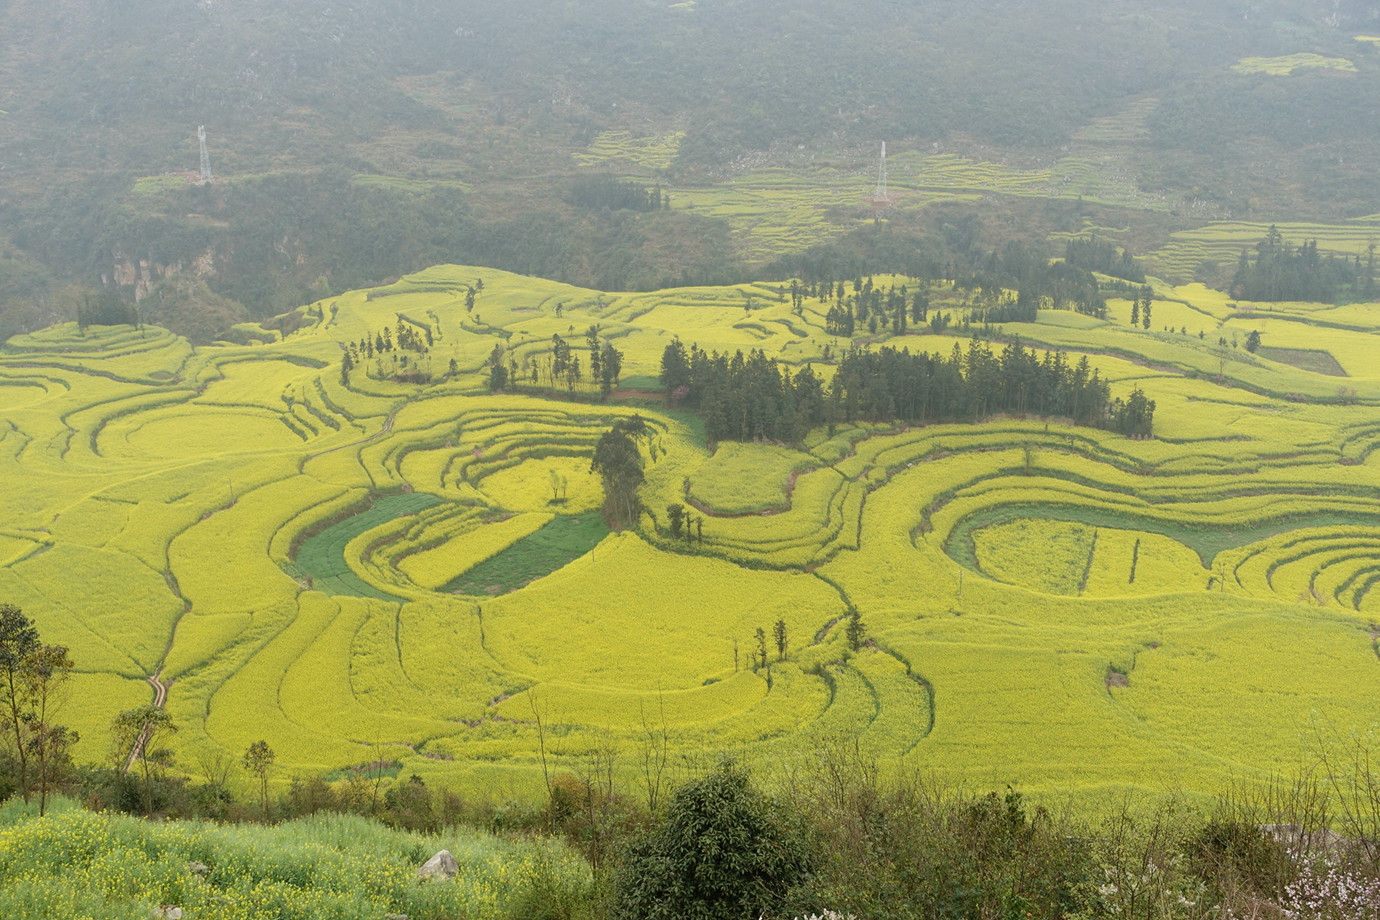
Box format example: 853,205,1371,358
946,502,1380,569
971,517,1097,595
0,799,591,920
445,514,610,595
350,174,472,193
1231,53,1357,75
1257,346,1347,377
293,493,444,600
131,174,191,198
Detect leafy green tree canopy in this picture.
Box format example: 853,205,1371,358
611,761,813,920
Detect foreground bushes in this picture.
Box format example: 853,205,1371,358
611,763,812,920
6,748,1380,920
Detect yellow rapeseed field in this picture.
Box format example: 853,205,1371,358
2,263,1379,800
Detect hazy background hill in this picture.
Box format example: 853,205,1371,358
1,0,1378,339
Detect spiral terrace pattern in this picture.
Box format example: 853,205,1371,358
1,264,1379,796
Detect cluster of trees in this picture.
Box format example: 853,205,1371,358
829,339,1155,436
342,318,436,384
816,247,1122,344
498,325,625,399
661,336,1156,441
569,175,670,213
662,503,704,545
660,337,828,443
1129,286,1155,329
966,244,1109,319
75,290,139,330
1063,236,1146,283
819,276,932,337
727,616,857,675
1230,227,1377,303
764,224,1145,324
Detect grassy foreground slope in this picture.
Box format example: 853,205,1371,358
0,797,587,919
1,265,1379,799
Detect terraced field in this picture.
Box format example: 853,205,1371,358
1231,53,1357,75
565,97,1204,265
573,130,685,171
1147,220,1380,282
669,149,1176,262
2,264,1379,799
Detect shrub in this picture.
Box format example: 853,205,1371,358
610,761,813,920
1189,817,1289,903
795,764,1095,920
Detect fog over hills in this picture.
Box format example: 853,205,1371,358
1,0,1378,338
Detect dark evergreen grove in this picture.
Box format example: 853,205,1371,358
1231,226,1377,303
660,336,1156,444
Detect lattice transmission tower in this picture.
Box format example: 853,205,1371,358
874,141,889,202
197,126,212,184
867,141,892,212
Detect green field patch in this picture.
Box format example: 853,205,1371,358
396,512,551,590
350,174,472,193
131,174,190,197
1231,53,1356,75
971,517,1096,595
293,493,445,600
445,514,610,595
1257,346,1347,377
689,442,815,514
572,130,684,171
947,503,1380,571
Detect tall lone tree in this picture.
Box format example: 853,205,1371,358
591,416,648,529
26,643,76,816
773,618,788,661
0,603,39,802
244,740,276,821
0,606,76,813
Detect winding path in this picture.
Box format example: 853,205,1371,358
123,669,170,773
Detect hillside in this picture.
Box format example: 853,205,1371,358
1,264,1378,798
3,0,1380,340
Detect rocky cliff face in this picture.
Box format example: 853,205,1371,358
107,245,220,301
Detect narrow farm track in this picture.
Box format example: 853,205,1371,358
303,407,398,462
123,669,170,773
